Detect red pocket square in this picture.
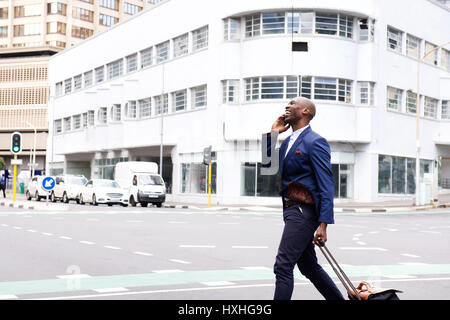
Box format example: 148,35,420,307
295,150,302,155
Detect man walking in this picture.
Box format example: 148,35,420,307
0,173,6,198
269,97,344,300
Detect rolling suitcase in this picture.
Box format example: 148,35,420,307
317,239,402,300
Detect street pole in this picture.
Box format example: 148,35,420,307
160,63,165,179
22,121,37,177
12,154,17,202
208,163,211,207
415,41,450,206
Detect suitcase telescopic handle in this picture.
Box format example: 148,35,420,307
317,238,361,300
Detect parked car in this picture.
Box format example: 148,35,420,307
79,179,128,207
114,162,166,207
26,176,53,201
51,175,87,203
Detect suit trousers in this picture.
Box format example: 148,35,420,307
273,203,344,300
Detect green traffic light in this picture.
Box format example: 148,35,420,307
13,146,19,152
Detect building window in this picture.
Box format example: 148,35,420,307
124,2,142,15
100,0,119,11
55,82,63,96
286,76,299,99
47,22,66,34
72,7,94,22
224,18,241,40
181,162,217,194
406,91,418,114
424,42,438,65
0,7,8,19
192,26,208,51
73,114,81,130
64,78,72,94
73,74,82,90
47,2,67,15
245,77,260,101
98,107,107,124
82,113,88,128
156,41,169,63
424,97,438,119
245,14,261,37
357,82,375,105
172,90,187,112
406,34,421,59
241,162,280,197
54,119,62,133
191,85,207,108
95,66,104,83
111,104,121,121
126,53,137,73
88,110,95,126
261,76,284,99
173,33,188,57
315,13,338,36
222,80,240,104
139,98,151,118
314,77,337,101
262,12,285,35
339,15,353,38
338,79,352,103
63,117,71,132
140,47,153,68
441,49,450,72
358,18,374,41
0,26,7,38
442,101,450,120
125,101,137,119
107,59,123,80
72,26,93,39
387,26,403,53
14,23,41,36
14,5,41,18
332,164,354,199
300,76,312,99
84,71,93,87
155,94,168,115
99,14,119,27
386,86,402,111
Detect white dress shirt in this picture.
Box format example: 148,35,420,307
284,125,309,157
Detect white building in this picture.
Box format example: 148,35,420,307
47,0,450,205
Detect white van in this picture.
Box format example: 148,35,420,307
114,161,166,207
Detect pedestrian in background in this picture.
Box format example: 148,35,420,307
0,173,6,198
268,97,344,300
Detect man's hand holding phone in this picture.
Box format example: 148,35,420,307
272,114,290,134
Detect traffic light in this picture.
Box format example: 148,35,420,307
10,132,22,154
203,146,212,165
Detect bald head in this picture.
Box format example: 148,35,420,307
295,97,316,121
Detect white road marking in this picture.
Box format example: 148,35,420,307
398,262,429,266
179,245,216,248
353,233,363,237
79,241,95,245
200,281,235,286
383,275,416,279
93,288,129,293
240,266,271,270
369,231,380,234
400,253,421,258
420,230,441,234
357,241,367,246
133,251,153,256
1,224,9,227
0,295,18,299
42,233,54,236
13,226,22,230
57,274,91,279
232,246,269,249
104,245,121,250
152,269,184,274
384,228,398,232
169,259,191,264
34,277,450,300
27,229,37,233
339,247,388,251
59,236,72,240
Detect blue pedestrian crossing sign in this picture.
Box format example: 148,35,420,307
41,177,56,191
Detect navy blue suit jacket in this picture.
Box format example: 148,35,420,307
271,126,335,224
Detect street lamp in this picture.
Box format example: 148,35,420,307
22,120,37,178
415,41,450,206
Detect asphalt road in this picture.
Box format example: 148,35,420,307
0,202,449,300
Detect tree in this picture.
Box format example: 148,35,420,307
0,157,5,171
